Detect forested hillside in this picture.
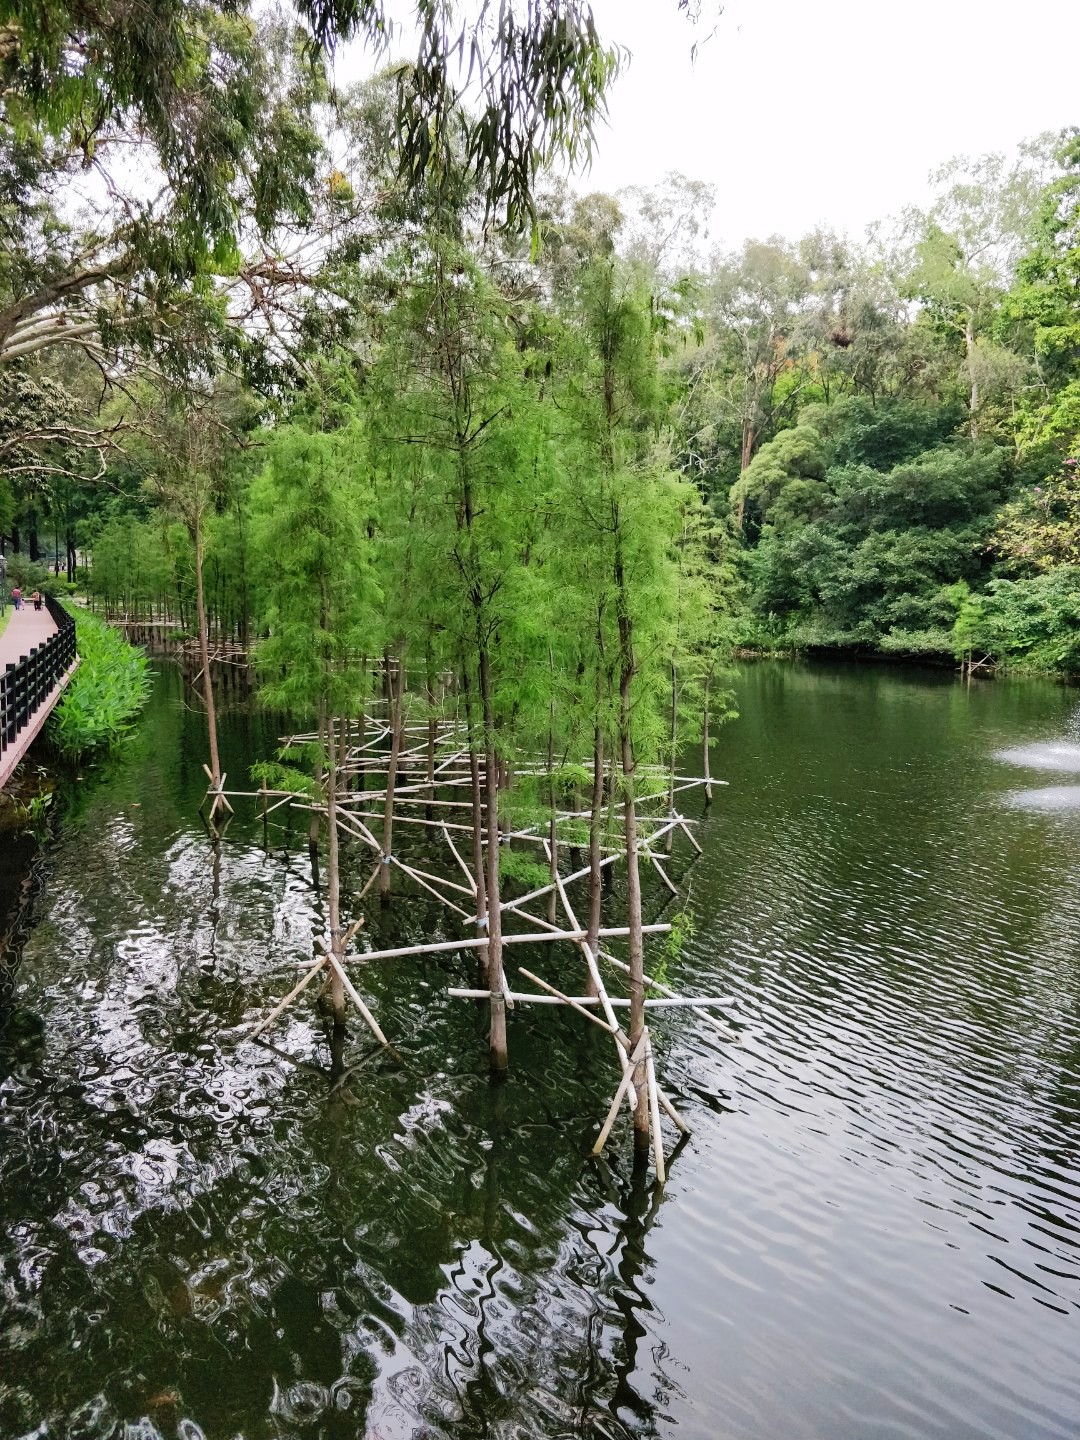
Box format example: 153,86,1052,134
2,2,1079,674
672,135,1080,672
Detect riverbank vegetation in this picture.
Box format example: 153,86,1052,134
48,613,152,759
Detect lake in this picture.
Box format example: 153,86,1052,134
1,660,1078,1440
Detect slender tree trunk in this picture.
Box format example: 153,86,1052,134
355,656,367,793
325,708,346,1024
463,665,488,934
585,628,607,990
703,667,713,806
479,642,507,1072
425,650,437,819
615,536,649,1154
498,754,511,840
965,312,979,442
193,515,222,788
736,415,758,531
310,694,325,853
585,718,604,996
546,665,559,929
666,659,677,855
380,654,403,901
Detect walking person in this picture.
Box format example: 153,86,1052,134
11,586,22,611
31,589,42,611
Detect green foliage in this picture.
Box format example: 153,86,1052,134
951,568,1080,674
50,612,151,758
86,514,179,617
657,908,695,978
249,759,318,798
735,406,1011,655
5,553,55,591
732,423,825,524
994,464,1080,574
250,411,380,722
497,848,553,893
555,818,590,848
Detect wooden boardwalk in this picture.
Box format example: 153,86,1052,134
0,602,78,788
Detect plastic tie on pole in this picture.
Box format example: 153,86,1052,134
477,914,488,929
381,854,392,865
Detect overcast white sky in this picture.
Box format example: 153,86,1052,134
579,0,1080,247
334,0,1080,252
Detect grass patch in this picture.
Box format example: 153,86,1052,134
49,611,152,758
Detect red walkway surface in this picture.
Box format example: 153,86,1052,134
0,603,58,668
0,602,74,788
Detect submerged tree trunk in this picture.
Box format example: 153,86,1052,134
325,709,346,1024
479,643,507,1073
666,659,677,855
194,517,222,790
703,667,713,806
615,536,649,1155
585,717,605,997
425,650,437,819
463,666,488,936
380,655,403,902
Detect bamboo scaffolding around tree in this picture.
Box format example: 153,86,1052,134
233,697,730,1182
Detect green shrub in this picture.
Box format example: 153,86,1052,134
952,568,1080,674
49,611,152,757
4,556,57,594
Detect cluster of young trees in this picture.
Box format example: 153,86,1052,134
2,2,743,1128
8,0,1078,1147
6,71,1080,678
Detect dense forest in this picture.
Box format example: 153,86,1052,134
2,6,1080,680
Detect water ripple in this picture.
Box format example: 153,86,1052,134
2,664,1080,1438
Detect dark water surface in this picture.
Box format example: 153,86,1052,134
2,662,1080,1439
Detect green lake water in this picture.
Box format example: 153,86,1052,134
1,660,1079,1439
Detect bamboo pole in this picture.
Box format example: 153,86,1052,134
356,860,383,903
593,1034,648,1155
343,930,566,966
325,954,388,1045
648,852,679,897
392,858,475,898
446,990,729,1008
389,855,474,920
553,867,637,1114
248,956,326,1039
644,1028,666,1183
599,949,735,1038
517,966,618,1033
442,823,478,894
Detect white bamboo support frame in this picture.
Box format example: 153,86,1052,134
242,710,724,1169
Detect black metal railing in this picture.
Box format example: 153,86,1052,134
0,596,77,759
